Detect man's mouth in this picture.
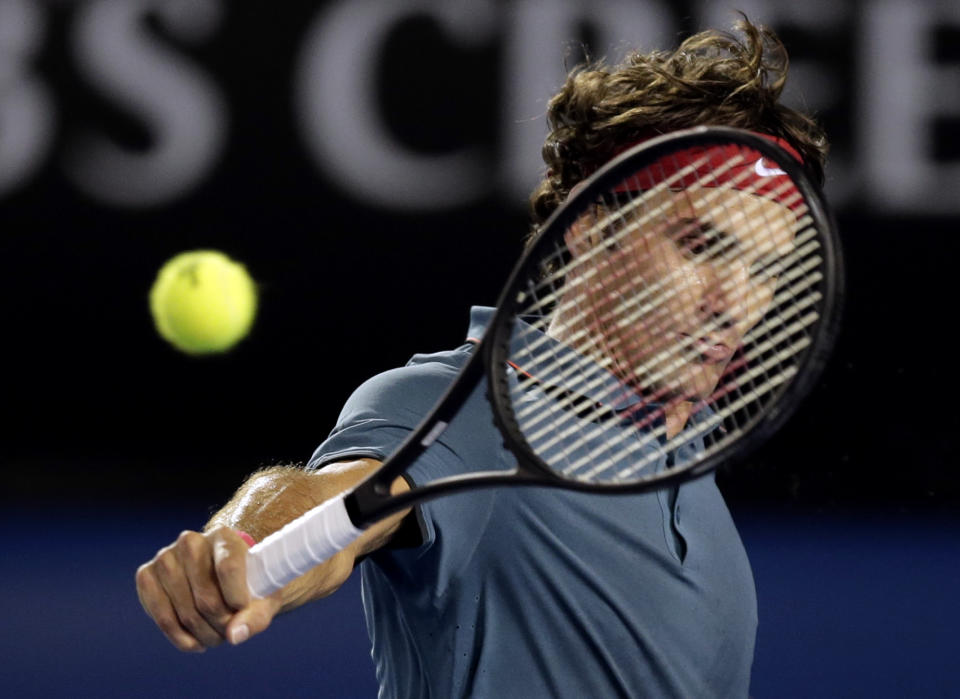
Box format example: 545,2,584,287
680,333,734,364
696,339,733,364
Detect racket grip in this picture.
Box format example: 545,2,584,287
245,492,364,599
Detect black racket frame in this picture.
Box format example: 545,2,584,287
346,126,844,528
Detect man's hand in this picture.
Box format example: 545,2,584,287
135,460,411,652
135,526,277,651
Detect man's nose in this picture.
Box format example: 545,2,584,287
696,268,744,329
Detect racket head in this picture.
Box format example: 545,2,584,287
483,125,843,493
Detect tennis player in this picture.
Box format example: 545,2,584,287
136,17,827,697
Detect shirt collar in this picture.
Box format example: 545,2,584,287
467,306,632,406
465,306,717,432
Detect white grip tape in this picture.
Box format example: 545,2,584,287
245,492,364,599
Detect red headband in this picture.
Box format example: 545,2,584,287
610,132,804,209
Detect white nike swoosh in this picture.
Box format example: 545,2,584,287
754,158,786,176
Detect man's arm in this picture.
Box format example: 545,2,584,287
135,458,410,652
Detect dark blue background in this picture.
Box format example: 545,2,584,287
3,506,958,698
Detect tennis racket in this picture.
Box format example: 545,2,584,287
246,125,843,598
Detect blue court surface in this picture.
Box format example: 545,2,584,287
2,504,957,698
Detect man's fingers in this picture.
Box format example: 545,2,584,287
210,528,253,611
135,564,206,653
225,596,282,646
174,530,234,633
153,545,225,648
136,528,281,651
210,527,283,646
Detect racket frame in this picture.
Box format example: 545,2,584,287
346,125,844,529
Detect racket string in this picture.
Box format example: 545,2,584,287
504,142,825,484
511,216,819,430
511,191,813,387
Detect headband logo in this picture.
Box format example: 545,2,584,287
754,158,787,177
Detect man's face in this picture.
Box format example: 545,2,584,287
565,186,798,403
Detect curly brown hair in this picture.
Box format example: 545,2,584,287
529,17,828,233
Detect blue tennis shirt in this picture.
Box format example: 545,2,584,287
308,307,757,698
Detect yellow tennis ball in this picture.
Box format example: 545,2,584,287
149,250,258,355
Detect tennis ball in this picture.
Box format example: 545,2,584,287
149,250,258,355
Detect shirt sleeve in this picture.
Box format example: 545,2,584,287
305,357,487,554
305,360,460,477
310,351,515,603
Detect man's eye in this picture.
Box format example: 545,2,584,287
676,228,731,258
678,234,708,256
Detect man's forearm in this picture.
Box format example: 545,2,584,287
201,458,407,612
204,464,331,543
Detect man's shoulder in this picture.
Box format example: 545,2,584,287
340,344,474,419
405,343,474,371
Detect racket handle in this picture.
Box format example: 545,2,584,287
245,492,364,599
